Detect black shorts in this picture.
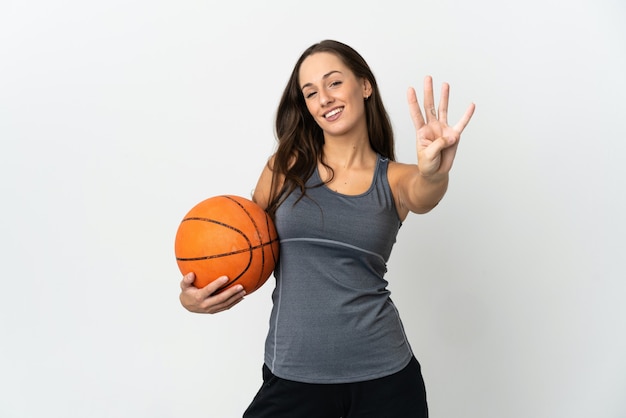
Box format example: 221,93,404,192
243,356,428,418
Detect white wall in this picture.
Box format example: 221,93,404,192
1,0,624,417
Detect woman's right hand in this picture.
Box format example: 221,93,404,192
179,273,246,314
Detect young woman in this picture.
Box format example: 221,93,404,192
180,40,475,417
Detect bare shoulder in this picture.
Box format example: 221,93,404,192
252,154,282,210
387,161,420,221
388,159,449,216
387,160,420,189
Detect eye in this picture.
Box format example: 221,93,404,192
329,80,342,88
304,91,317,99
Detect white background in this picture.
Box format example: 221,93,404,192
1,0,625,417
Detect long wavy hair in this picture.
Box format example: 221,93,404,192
266,40,395,219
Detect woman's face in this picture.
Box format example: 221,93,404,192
298,52,371,138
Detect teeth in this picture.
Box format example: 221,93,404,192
325,107,343,118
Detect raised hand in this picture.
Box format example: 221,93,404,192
407,76,475,178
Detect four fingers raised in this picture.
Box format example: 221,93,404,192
406,87,425,130
408,75,475,135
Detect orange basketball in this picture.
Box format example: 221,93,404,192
174,195,279,295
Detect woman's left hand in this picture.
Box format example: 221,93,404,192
407,76,475,179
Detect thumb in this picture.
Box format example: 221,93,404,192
180,272,195,290
421,137,449,161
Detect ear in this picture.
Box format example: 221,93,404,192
362,78,373,99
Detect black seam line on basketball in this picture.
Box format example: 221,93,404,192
182,217,246,235
224,195,268,285
262,207,279,266
182,211,255,283
175,240,277,262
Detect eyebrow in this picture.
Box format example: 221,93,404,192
300,70,343,91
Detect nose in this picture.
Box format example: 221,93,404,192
319,90,333,107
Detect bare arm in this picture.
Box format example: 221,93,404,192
252,159,274,210
392,76,475,218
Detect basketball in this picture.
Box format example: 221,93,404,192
174,195,279,295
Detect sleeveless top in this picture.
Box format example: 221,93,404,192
264,155,413,384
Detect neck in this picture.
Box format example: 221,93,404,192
322,130,374,169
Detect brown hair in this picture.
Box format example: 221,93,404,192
266,40,395,218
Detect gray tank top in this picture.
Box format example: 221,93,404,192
265,155,413,384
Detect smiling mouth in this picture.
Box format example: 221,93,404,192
324,107,344,119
